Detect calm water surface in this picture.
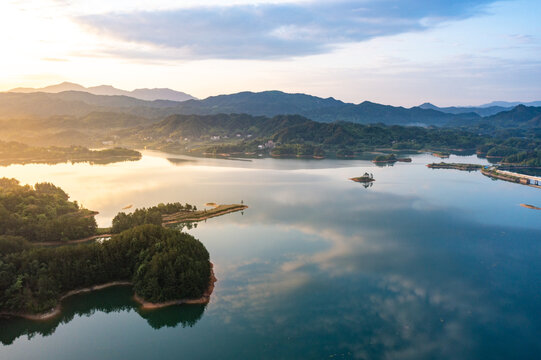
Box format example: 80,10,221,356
1,152,540,359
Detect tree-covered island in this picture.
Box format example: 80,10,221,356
0,179,222,318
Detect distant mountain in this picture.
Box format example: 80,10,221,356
9,82,196,102
417,102,509,117
168,91,479,126
480,101,541,108
0,90,479,126
10,82,87,93
0,91,186,119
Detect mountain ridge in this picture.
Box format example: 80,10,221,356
1,89,539,129
9,82,196,102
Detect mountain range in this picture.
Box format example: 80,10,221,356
9,82,196,102
417,103,509,117
0,90,479,126
0,87,540,130
418,100,541,117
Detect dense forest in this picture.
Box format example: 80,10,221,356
0,225,210,314
122,114,489,156
0,140,141,165
131,114,539,165
0,179,212,315
0,178,97,243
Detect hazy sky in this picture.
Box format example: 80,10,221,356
0,0,539,106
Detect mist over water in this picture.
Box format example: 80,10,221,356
1,152,540,359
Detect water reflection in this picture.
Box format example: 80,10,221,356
200,206,540,358
186,162,541,359
0,287,206,346
0,152,540,359
166,158,197,166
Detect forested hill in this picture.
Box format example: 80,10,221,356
0,178,97,243
122,113,485,151
447,105,541,132
479,105,541,129
124,113,311,140
120,113,539,165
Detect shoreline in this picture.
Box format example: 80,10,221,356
0,264,217,321
0,281,132,321
482,168,541,189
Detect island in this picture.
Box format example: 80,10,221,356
350,172,375,183
372,154,412,164
0,140,141,166
432,151,450,158
0,178,234,319
427,162,483,171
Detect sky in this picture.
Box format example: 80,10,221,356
0,0,539,106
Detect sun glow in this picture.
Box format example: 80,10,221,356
0,0,540,106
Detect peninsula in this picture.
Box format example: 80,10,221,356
0,178,228,319
482,168,541,188
427,162,483,171
162,204,248,225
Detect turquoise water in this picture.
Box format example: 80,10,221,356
1,152,540,359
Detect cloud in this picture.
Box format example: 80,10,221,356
77,0,496,60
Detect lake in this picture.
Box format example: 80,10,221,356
1,151,540,359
